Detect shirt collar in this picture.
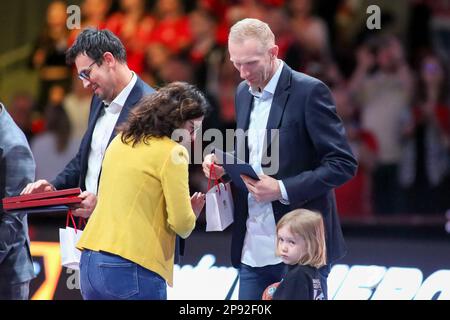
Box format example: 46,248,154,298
249,59,284,99
103,72,137,114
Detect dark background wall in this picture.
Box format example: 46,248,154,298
0,1,81,54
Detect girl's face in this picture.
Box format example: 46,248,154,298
277,225,306,265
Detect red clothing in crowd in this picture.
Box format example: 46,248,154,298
105,13,156,75
149,16,192,54
335,129,378,217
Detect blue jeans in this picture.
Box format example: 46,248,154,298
80,250,167,300
238,263,286,300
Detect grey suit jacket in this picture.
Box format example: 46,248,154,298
0,103,36,285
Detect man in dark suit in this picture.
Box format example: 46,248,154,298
0,103,36,299
202,18,357,300
21,29,155,218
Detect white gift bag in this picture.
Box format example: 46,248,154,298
205,182,234,232
59,211,84,270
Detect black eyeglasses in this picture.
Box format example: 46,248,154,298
78,60,98,81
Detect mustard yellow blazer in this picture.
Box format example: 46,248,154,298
77,134,196,286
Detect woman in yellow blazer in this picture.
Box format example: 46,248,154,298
77,82,207,300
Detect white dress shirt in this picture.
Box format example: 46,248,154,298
85,72,137,195
241,60,289,267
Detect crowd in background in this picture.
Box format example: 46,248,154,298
7,0,450,217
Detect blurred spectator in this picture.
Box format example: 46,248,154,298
425,0,450,66
158,57,222,131
265,8,293,58
334,1,407,78
105,0,156,75
398,54,450,214
62,73,91,139
194,0,229,45
333,84,378,217
225,0,269,25
158,57,194,84
142,43,173,87
184,9,226,96
30,0,71,112
423,0,450,97
334,0,367,78
349,35,414,215
31,86,81,181
149,0,192,54
196,0,228,18
216,58,240,129
287,0,328,47
8,93,36,142
286,0,331,71
68,0,113,46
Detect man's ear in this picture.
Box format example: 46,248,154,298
269,45,279,60
103,52,116,67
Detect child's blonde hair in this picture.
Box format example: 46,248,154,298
276,209,327,268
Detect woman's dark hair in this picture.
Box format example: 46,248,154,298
119,82,209,147
66,28,127,65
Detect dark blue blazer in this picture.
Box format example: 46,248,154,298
52,77,155,191
230,64,358,268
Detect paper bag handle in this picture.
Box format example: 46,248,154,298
66,210,78,233
65,210,86,234
207,163,226,194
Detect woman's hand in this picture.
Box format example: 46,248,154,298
202,154,225,179
191,192,206,218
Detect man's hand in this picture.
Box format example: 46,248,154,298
20,179,55,195
241,174,282,203
202,154,225,179
73,191,97,218
191,192,206,218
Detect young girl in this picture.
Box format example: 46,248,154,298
262,209,327,300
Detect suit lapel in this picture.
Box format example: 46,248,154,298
266,64,291,130
236,89,253,162
263,65,291,165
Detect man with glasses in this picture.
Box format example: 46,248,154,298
21,29,155,218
